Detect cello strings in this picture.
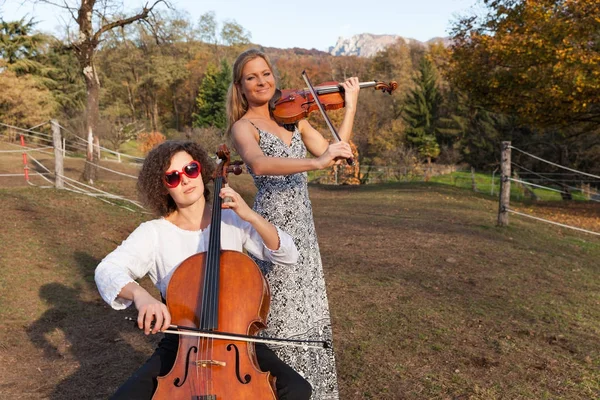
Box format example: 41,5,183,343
208,176,223,394
199,176,221,395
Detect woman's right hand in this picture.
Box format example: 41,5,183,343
133,289,171,335
314,141,354,169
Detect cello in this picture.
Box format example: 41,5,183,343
152,145,277,399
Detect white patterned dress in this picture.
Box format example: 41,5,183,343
246,123,339,400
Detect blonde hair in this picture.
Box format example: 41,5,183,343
225,49,275,139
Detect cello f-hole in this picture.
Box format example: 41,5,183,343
227,343,252,384
173,346,198,387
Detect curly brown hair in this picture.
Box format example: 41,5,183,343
137,141,216,216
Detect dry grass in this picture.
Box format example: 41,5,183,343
0,148,599,399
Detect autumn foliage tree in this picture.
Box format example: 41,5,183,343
447,0,600,129
446,0,600,177
0,66,56,140
138,131,166,154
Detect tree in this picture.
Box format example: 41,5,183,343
193,60,231,130
403,56,442,165
220,19,251,47
197,11,218,58
35,0,167,182
0,66,56,140
38,39,86,120
447,0,600,129
196,12,251,62
0,18,46,75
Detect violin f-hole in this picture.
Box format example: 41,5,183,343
227,343,252,384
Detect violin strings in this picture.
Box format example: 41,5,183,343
313,81,377,95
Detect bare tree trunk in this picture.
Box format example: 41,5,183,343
81,61,100,182
51,120,64,189
78,0,98,182
173,95,180,131
424,156,432,182
126,81,136,122
47,0,165,182
152,97,159,132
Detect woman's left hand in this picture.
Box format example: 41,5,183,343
220,186,254,222
340,77,360,112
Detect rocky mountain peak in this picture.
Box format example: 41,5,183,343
328,33,449,57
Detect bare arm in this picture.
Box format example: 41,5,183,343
337,77,360,142
231,120,352,176
118,282,170,335
301,77,360,154
231,120,353,176
220,186,281,250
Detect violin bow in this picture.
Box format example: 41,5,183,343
125,317,330,350
301,70,354,166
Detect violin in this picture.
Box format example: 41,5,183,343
271,79,398,124
152,145,277,399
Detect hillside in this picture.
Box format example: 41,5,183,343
0,181,599,399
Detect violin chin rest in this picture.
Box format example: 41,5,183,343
269,89,282,110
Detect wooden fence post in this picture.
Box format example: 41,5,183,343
20,134,29,183
471,166,477,192
51,119,64,189
491,167,498,196
497,141,511,226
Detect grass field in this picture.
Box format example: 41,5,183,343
430,170,595,202
1,146,599,399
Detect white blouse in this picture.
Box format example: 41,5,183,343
95,209,298,310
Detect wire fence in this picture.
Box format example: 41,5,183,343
0,121,145,212
502,144,600,238
2,122,599,237
307,164,461,185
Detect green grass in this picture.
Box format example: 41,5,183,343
117,139,145,158
430,170,593,202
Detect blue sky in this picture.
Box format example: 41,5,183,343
1,0,479,51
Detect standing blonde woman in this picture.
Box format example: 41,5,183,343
226,48,360,399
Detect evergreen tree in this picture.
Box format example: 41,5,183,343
459,108,505,169
193,60,231,129
402,57,442,163
39,40,86,119
0,18,46,75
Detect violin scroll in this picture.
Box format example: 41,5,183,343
375,80,398,95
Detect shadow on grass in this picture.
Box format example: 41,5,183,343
26,252,155,399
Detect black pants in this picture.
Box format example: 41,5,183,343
111,333,312,400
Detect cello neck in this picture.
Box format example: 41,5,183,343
200,174,224,330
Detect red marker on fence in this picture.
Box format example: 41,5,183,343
20,134,29,182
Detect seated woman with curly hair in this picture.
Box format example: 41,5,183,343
95,140,312,400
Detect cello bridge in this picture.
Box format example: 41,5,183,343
195,360,226,367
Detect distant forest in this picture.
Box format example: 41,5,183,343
1,0,598,179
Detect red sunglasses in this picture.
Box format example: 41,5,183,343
163,161,202,188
